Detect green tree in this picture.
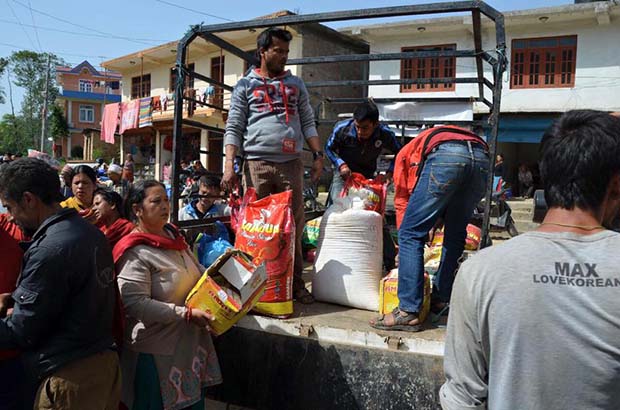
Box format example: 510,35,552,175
49,104,69,142
8,51,64,149
0,114,30,154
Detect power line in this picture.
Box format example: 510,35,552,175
11,0,161,46
154,0,234,22
0,18,172,42
0,41,111,60
5,0,38,52
27,0,42,52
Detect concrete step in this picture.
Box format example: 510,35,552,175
511,209,533,219
508,204,534,213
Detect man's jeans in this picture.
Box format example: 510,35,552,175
398,142,489,313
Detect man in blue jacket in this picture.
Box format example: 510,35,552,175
0,158,120,409
325,101,402,203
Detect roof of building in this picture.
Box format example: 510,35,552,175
338,1,618,35
57,60,122,79
101,9,367,71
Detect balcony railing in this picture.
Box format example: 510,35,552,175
130,88,231,122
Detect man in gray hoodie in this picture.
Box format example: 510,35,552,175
223,27,324,304
441,110,620,410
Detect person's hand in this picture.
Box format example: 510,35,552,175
311,157,323,184
339,164,351,180
0,293,13,318
221,161,238,192
385,171,393,184
189,308,215,329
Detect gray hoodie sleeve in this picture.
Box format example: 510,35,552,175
224,79,249,148
297,81,318,139
440,260,489,410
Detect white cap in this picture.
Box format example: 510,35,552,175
108,164,122,175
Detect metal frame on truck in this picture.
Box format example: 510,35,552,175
170,1,507,247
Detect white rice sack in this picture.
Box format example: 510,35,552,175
312,206,383,311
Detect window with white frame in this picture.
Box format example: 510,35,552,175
79,79,93,93
79,105,94,123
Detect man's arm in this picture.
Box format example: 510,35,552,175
324,123,346,169
297,81,323,182
222,80,247,191
393,149,409,228
297,81,318,140
306,136,323,183
0,247,69,350
222,144,239,191
440,261,489,410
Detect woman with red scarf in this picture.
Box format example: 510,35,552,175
113,180,221,410
0,214,28,409
92,188,134,248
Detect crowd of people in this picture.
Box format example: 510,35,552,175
0,159,223,409
1,24,619,410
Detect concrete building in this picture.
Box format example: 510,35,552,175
101,11,368,183
55,61,122,159
339,1,620,190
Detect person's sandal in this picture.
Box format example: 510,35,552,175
294,288,315,304
370,307,421,332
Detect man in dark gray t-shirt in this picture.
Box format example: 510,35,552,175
441,110,620,410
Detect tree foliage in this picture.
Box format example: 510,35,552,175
49,104,69,141
0,51,65,154
0,114,30,154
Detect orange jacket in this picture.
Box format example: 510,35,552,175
393,126,487,228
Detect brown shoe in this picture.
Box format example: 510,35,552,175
369,307,421,332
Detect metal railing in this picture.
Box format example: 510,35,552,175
170,2,507,246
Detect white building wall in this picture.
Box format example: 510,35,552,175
501,21,620,112
362,17,620,114
366,31,479,101
115,33,303,107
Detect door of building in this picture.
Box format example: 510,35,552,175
210,56,225,107
207,131,223,173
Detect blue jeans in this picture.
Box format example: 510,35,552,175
398,142,489,313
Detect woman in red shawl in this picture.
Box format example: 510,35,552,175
0,214,28,408
113,180,221,410
92,188,134,248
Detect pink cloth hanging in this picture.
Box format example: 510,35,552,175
119,100,140,134
101,102,120,144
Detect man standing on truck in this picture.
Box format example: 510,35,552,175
222,27,324,304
